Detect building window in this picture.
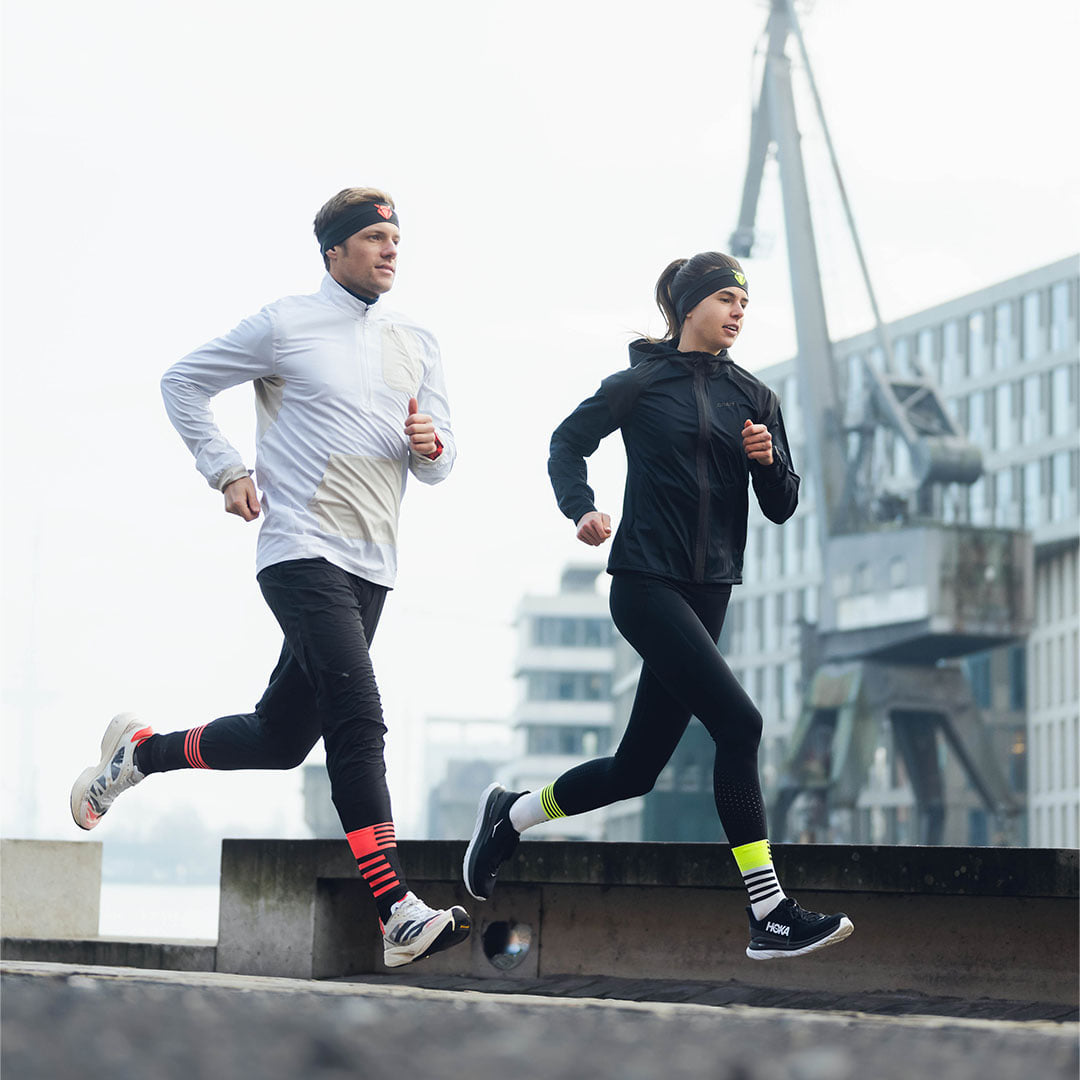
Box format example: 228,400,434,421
1050,281,1071,352
533,617,613,648
1050,364,1077,437
1022,290,1043,360
1051,451,1073,522
994,381,1015,451
1023,459,1043,528
995,468,1018,528
970,476,989,526
729,599,744,654
968,389,986,444
526,725,608,756
1008,646,1026,711
993,300,1013,369
917,327,937,380
525,671,612,702
969,310,988,375
1022,373,1042,443
942,318,965,383
966,653,992,709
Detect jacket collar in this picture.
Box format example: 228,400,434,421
628,337,730,371
320,273,381,318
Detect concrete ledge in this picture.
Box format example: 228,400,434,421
215,840,1079,1006
1,937,216,973
1,840,102,938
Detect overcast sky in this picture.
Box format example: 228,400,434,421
3,0,1077,843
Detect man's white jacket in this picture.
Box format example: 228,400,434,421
161,274,455,588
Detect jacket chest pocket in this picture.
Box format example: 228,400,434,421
381,325,424,395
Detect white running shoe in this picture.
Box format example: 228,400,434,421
70,713,153,831
381,892,471,968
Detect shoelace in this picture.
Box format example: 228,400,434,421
785,900,824,924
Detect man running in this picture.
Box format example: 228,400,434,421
71,186,470,968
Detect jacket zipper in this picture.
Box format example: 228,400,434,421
355,309,371,406
692,367,710,583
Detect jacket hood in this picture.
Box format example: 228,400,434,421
627,337,730,369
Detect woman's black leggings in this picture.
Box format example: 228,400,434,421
552,572,768,847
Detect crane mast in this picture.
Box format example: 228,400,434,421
730,0,1032,843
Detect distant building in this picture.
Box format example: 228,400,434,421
503,564,616,840
424,717,514,840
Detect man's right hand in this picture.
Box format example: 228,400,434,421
223,476,261,521
576,510,612,547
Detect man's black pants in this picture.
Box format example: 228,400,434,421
138,557,394,834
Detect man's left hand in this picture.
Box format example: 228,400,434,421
742,419,773,465
406,397,438,456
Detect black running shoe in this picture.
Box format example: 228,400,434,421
463,782,523,901
746,897,854,960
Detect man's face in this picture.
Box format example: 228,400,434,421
326,220,400,297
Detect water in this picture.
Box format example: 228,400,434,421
98,882,219,940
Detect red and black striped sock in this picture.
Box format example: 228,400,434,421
134,728,213,774
347,822,409,921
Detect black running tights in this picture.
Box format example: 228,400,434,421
551,572,768,846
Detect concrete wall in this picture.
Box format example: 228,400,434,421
216,839,1079,1005
3,838,1074,1006
1,840,101,939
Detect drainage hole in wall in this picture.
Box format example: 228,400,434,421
482,921,532,971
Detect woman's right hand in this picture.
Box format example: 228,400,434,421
576,511,612,546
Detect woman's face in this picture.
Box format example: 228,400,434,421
680,287,748,353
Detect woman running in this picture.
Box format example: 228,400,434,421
463,252,853,960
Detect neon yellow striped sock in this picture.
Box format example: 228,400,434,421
508,784,566,832
732,838,787,920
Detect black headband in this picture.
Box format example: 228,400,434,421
318,202,399,253
673,267,749,321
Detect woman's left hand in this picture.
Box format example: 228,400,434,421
741,419,773,465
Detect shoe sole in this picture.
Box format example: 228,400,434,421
383,906,471,968
69,712,142,831
462,782,504,902
746,916,854,960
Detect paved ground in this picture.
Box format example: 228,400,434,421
342,971,1078,1022
3,962,1077,1080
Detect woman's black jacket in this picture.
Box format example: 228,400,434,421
548,338,800,585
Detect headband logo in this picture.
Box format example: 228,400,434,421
734,271,746,286
374,204,393,220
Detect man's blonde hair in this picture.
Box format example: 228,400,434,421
314,187,396,269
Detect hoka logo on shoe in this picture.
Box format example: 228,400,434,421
766,921,791,936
